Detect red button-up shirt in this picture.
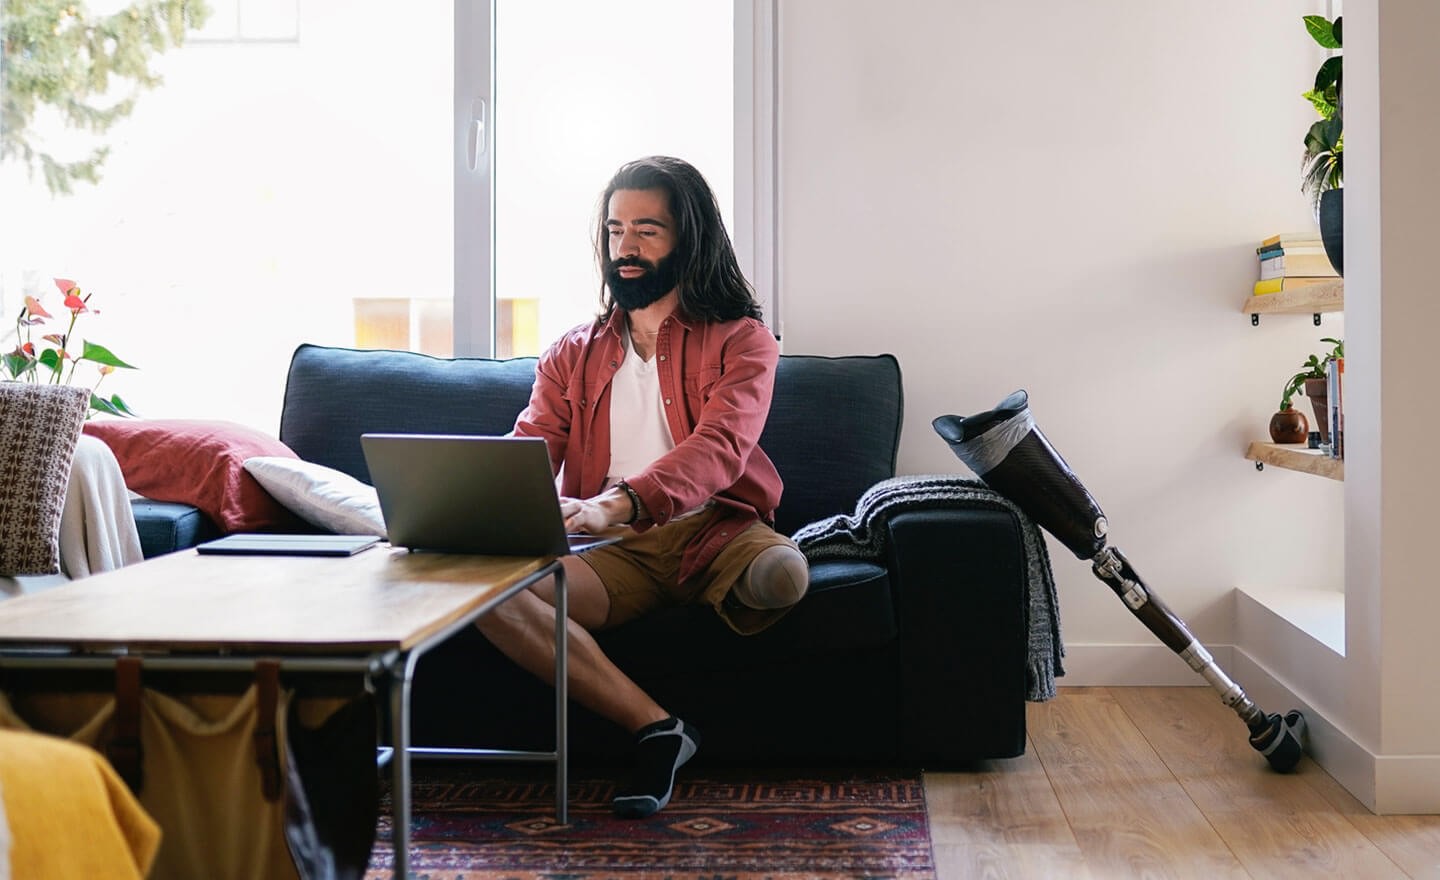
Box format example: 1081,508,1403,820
512,308,783,582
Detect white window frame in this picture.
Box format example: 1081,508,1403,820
735,0,780,340
188,0,303,44
451,0,778,357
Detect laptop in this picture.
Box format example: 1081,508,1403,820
360,434,620,557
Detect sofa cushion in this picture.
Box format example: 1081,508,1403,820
83,420,304,533
279,344,537,482
0,384,90,575
242,457,386,537
130,500,219,559
760,355,902,536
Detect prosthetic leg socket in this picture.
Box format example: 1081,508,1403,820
933,390,1306,773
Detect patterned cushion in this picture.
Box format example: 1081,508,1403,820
0,384,90,575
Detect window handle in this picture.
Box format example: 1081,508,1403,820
467,98,486,172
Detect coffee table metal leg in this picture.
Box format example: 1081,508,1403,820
376,557,566,864
554,565,568,824
389,653,417,879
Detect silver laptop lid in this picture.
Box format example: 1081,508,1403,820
360,434,571,556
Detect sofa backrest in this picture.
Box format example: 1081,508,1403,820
760,354,901,534
279,344,538,482
279,344,901,535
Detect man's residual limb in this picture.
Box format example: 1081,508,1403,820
933,390,1306,772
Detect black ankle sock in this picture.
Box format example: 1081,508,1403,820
612,716,700,819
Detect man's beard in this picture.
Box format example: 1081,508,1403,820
605,253,680,311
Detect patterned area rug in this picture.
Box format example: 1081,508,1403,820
364,765,935,879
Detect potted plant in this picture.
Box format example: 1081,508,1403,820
1276,336,1344,445
2,278,138,417
1271,379,1309,445
1302,14,1343,275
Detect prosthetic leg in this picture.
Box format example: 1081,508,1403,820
933,390,1307,772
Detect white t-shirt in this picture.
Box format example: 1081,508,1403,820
606,324,675,486
606,325,710,519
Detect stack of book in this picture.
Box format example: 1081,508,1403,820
1253,232,1338,295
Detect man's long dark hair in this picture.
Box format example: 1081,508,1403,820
595,156,762,323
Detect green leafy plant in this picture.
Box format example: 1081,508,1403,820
3,277,139,417
1301,14,1343,210
1280,336,1344,412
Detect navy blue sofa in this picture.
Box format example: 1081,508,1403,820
133,343,1031,765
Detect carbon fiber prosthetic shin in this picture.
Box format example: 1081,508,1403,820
934,391,1306,772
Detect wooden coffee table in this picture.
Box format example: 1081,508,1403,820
0,544,570,879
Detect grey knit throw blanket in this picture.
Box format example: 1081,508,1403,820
791,475,1064,701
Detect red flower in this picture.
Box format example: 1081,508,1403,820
64,293,87,312
21,342,34,356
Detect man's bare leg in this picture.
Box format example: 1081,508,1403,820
474,555,700,818
475,555,666,733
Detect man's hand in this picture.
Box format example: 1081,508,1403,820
560,495,626,534
561,483,645,533
560,497,606,534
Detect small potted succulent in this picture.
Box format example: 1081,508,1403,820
1271,383,1309,444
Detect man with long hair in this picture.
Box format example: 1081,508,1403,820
477,156,808,818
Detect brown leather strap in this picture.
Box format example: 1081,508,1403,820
107,656,143,794
253,659,283,802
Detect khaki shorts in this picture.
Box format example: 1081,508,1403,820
580,508,801,635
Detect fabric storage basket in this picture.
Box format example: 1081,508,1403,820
0,659,377,880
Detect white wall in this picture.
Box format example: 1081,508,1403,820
777,0,1343,667
1340,0,1440,811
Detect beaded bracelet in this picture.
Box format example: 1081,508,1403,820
616,479,642,525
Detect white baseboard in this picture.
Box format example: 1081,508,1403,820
1230,648,1440,814
1058,643,1234,687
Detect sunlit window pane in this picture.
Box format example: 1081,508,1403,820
0,2,452,430
239,0,299,41
493,0,733,356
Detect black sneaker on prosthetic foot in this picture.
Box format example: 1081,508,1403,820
612,716,701,819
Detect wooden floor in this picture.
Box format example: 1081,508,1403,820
924,687,1440,879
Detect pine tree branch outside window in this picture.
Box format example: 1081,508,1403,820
1,0,211,196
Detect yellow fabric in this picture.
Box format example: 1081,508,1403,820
0,727,160,880
0,686,319,880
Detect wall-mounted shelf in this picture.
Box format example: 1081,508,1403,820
1246,441,1344,481
1242,279,1344,325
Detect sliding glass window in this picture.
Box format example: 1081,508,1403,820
0,1,764,430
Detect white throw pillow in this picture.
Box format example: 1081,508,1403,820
242,457,386,538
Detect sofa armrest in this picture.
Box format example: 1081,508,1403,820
885,506,1030,764
130,500,218,559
